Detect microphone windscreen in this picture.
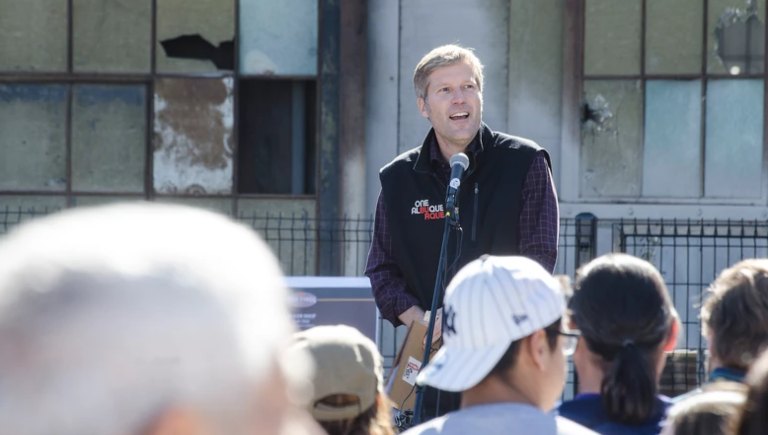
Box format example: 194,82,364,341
449,152,469,171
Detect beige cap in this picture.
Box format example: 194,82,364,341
292,325,383,421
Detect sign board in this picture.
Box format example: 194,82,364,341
285,276,379,344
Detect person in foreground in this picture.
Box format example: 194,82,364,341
291,324,395,435
659,385,746,435
557,253,680,435
402,255,595,434
0,203,321,435
732,348,768,434
700,259,768,386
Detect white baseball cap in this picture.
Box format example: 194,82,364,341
416,255,566,392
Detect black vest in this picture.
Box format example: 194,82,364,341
380,124,548,309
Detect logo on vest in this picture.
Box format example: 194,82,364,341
411,198,445,220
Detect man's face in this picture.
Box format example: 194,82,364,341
417,61,483,154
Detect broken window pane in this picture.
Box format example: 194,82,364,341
239,0,318,75
72,85,147,192
0,85,67,191
646,0,703,74
585,0,641,75
708,0,766,75
238,79,316,194
705,79,763,197
580,80,643,197
73,0,152,73
156,0,235,74
0,0,67,72
153,78,234,195
643,80,702,197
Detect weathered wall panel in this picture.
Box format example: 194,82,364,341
153,78,234,195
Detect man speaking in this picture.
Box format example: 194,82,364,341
365,44,559,331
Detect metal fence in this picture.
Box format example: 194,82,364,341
237,212,374,276
3,207,768,395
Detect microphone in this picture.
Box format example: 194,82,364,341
446,153,469,217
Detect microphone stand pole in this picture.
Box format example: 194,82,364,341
412,198,460,425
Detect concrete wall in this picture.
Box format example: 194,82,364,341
508,0,564,187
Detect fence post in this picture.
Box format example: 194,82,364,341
575,212,597,268
571,213,596,398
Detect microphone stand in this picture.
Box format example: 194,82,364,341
412,190,462,425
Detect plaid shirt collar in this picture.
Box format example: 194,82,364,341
416,124,487,175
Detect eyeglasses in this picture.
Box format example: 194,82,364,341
558,329,581,356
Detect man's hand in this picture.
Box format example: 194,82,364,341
398,306,443,351
421,308,443,351
397,305,425,328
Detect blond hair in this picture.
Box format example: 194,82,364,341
413,44,484,100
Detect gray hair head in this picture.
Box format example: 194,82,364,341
0,203,307,435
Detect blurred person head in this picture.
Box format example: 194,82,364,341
416,255,571,412
701,259,768,374
733,349,768,435
660,386,746,435
569,253,680,424
0,203,318,435
291,325,394,435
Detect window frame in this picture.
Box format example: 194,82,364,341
562,0,768,206
0,0,324,214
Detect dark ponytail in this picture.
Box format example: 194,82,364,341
600,342,658,424
571,253,677,425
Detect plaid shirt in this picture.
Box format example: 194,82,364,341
365,136,559,326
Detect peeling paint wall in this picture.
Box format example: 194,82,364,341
153,78,234,194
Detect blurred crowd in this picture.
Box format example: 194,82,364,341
0,203,767,435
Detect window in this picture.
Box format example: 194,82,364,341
238,80,317,194
579,0,765,201
238,0,318,194
0,0,321,210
